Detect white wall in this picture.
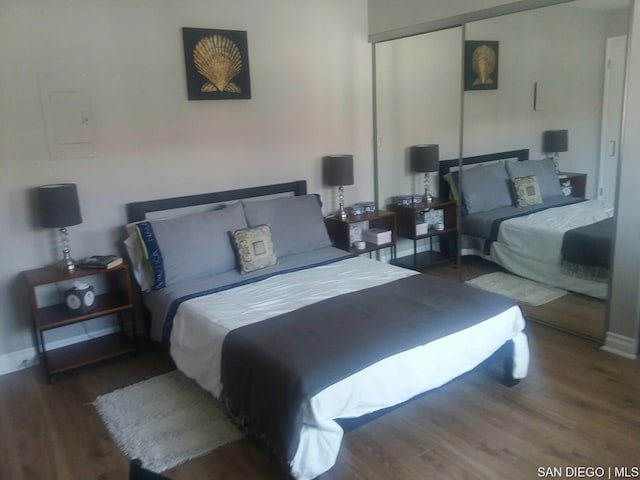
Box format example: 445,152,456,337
0,0,372,369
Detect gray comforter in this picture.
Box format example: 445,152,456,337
220,272,516,469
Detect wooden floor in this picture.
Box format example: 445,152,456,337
1,263,636,480
429,256,608,342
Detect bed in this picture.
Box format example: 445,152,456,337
439,150,614,299
125,180,529,479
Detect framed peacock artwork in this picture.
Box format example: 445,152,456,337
182,27,252,100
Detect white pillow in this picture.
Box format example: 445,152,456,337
124,232,152,292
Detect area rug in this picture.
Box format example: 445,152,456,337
94,370,243,473
465,272,568,306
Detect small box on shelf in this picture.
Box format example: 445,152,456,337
415,223,429,236
362,228,392,245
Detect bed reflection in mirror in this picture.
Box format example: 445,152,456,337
373,0,630,341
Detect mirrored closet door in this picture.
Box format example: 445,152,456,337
373,0,630,342
460,0,629,341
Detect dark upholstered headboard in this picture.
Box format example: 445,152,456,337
126,180,308,223
438,149,529,200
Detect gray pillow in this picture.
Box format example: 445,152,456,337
136,201,247,289
242,194,332,257
506,158,562,199
460,161,513,214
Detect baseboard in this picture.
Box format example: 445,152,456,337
601,332,638,359
0,325,119,376
0,347,39,376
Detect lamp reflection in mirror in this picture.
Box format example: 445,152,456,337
37,183,83,273
410,144,439,203
543,129,568,173
323,154,354,219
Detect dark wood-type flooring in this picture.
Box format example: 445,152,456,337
431,256,608,342
1,258,636,480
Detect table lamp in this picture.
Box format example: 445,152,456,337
543,129,568,172
323,154,354,219
37,183,83,273
410,144,439,203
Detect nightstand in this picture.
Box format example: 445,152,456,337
21,263,137,383
390,197,457,271
558,172,586,198
324,210,396,258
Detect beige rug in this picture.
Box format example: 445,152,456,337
466,272,568,306
94,370,243,473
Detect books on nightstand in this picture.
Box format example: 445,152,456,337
77,255,123,270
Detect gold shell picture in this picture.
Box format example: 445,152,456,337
182,27,251,100
471,44,497,86
464,40,499,91
193,35,243,93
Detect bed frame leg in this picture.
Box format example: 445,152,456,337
502,340,520,387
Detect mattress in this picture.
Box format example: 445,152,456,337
168,255,529,479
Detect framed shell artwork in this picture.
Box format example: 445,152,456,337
182,27,252,100
464,40,499,91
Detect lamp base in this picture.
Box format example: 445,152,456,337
549,153,560,174
58,227,76,273
56,259,76,273
422,172,434,204
338,185,347,219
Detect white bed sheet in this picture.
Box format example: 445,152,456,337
489,199,612,299
169,256,529,480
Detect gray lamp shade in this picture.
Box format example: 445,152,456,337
323,154,354,186
543,130,568,153
410,144,439,173
37,183,83,228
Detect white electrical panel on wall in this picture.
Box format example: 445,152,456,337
39,71,97,160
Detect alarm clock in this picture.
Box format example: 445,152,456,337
64,281,96,314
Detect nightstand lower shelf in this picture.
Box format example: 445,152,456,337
45,332,136,376
23,263,137,383
392,250,456,271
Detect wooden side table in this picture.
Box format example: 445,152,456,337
21,263,137,383
324,210,396,258
558,172,587,198
390,197,457,271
